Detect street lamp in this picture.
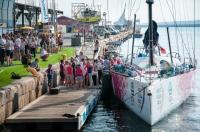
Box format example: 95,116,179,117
103,12,106,26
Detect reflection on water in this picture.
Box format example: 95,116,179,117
83,27,200,132
83,70,200,132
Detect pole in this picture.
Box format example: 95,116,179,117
167,27,173,64
193,0,196,67
146,0,154,66
131,14,136,65
52,0,56,33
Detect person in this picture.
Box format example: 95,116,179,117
86,59,93,86
71,57,76,84
103,55,110,73
24,36,29,54
46,64,53,91
80,58,86,88
64,61,73,88
75,64,84,89
30,37,37,58
0,35,6,65
60,60,65,85
143,20,159,54
30,58,40,71
26,63,40,79
6,36,14,66
40,48,49,61
93,40,99,59
58,34,63,51
92,60,98,86
14,35,21,60
97,56,103,84
79,52,85,61
20,38,26,57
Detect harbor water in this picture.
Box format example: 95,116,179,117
83,27,200,132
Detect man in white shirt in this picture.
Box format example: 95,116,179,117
15,35,22,60
6,37,14,66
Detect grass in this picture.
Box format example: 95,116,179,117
0,48,75,88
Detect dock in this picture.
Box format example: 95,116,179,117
6,87,101,131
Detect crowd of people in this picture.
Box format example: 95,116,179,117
0,31,123,92
55,52,104,89
44,50,123,91
0,32,63,66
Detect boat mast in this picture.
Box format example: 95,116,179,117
131,14,137,65
146,0,154,66
193,0,196,67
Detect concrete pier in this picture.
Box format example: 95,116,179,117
6,87,101,131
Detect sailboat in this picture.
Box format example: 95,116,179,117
111,0,196,125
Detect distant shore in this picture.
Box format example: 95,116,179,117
141,20,200,27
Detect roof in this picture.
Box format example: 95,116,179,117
57,16,78,25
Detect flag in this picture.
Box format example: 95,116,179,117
40,0,48,23
160,46,166,54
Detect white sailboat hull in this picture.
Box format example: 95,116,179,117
111,70,196,125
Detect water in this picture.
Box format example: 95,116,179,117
83,27,200,132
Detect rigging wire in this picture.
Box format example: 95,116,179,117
158,0,167,25
172,0,180,55
129,0,137,20
134,0,142,14
182,0,192,56
158,0,181,56
165,0,191,60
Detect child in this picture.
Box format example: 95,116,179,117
64,61,73,88
75,64,83,89
46,64,53,92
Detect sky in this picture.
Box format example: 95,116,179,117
17,0,200,23
56,0,200,23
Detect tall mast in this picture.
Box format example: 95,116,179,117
193,0,196,67
131,14,137,65
146,0,154,66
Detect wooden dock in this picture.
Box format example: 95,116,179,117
6,86,101,131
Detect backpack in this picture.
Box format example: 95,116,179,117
11,72,21,79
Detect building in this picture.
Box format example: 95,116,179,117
0,0,15,34
0,0,63,35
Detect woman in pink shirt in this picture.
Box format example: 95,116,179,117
64,61,73,88
75,64,84,89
